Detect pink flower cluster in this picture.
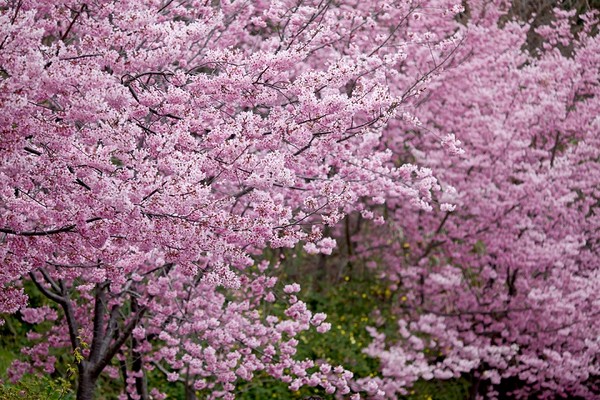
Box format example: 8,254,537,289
0,0,464,398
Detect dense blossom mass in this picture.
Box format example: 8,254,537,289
356,4,600,399
0,0,598,399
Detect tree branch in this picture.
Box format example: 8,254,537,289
29,271,81,352
29,271,65,305
0,217,101,237
89,283,108,364
92,305,147,377
61,4,86,42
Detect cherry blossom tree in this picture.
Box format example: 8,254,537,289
0,0,465,399
353,2,600,399
5,0,597,399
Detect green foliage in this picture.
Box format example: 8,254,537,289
471,240,487,256
235,372,314,399
409,378,472,400
0,374,74,400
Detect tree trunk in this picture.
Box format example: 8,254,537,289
131,298,149,400
185,383,197,400
132,342,149,399
77,368,97,400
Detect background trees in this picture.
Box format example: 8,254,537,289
1,0,599,399
350,2,600,399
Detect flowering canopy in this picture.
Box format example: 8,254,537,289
0,0,464,399
1,0,599,399
354,2,600,399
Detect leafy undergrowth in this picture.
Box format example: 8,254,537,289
0,375,74,400
1,254,471,399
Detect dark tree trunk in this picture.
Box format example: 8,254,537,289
185,383,197,400
77,367,97,400
132,299,149,400
132,351,149,400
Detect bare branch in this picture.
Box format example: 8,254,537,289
0,217,101,237
29,271,81,352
